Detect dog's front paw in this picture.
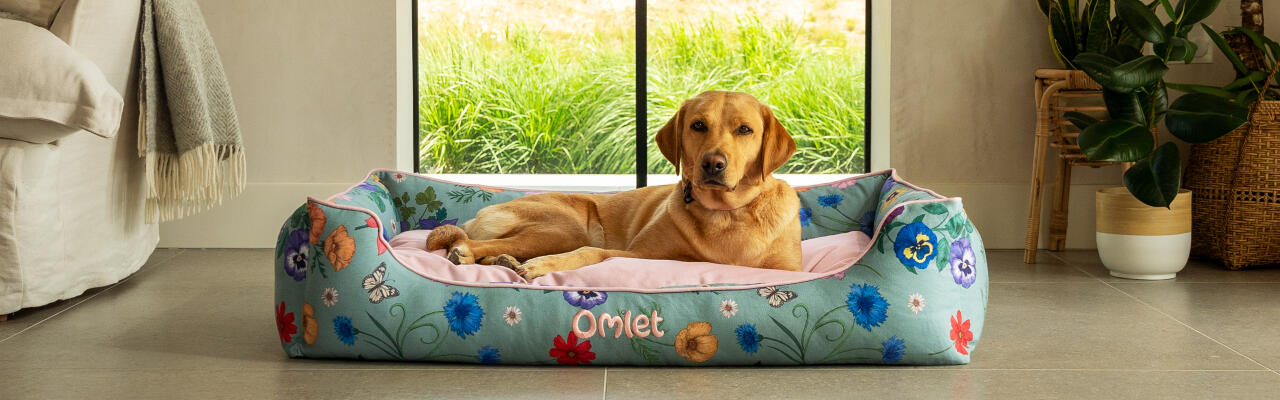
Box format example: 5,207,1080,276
447,245,475,264
518,257,553,280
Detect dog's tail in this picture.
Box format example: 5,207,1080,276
425,224,469,251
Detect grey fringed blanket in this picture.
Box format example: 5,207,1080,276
139,0,244,222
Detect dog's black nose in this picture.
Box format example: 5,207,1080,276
701,154,726,175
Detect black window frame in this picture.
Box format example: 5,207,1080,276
411,0,872,184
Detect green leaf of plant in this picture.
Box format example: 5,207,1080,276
1075,52,1121,87
1111,56,1168,91
1223,70,1269,91
1159,0,1175,18
1063,111,1101,130
1165,82,1236,99
1203,24,1248,74
1173,0,1221,26
1122,142,1182,208
1143,84,1170,124
1116,0,1167,44
1165,93,1249,143
1106,45,1144,63
1049,4,1079,68
923,203,948,215
1103,89,1146,124
1078,119,1156,162
1086,0,1112,53
1154,36,1193,63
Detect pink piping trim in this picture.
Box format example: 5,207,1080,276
307,169,965,294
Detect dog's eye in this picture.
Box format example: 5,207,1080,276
691,121,707,132
736,125,753,135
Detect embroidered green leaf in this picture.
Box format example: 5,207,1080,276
936,238,951,272
912,214,926,224
630,337,662,363
922,203,948,215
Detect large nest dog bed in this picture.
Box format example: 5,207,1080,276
274,169,987,365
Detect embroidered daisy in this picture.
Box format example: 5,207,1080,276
321,288,339,307
719,299,739,318
503,306,523,326
907,293,925,314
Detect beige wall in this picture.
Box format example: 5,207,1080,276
162,0,1270,249
891,0,1255,249
159,0,411,247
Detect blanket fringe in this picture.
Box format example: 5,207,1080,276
144,143,246,223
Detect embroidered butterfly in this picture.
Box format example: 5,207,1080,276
757,286,797,308
362,262,400,304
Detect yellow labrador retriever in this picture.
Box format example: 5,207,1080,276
426,91,801,280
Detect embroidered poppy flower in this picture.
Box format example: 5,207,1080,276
275,302,296,343
563,290,608,310
846,283,889,331
549,332,596,364
282,229,309,281
894,222,938,269
949,238,978,288
302,303,318,345
444,292,484,338
950,310,973,355
734,323,762,354
323,225,355,272
881,336,906,362
798,207,812,227
307,202,326,245
674,321,718,363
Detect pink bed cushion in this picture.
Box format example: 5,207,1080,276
387,229,870,289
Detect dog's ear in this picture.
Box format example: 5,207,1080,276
759,104,796,177
656,102,686,176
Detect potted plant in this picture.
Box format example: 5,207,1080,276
1062,0,1251,279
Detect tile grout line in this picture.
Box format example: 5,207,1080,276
0,249,187,344
602,368,608,400
1047,252,1276,373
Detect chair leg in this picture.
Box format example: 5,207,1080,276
1048,158,1072,251
1024,131,1051,264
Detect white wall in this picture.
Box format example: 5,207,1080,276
159,0,413,247
163,0,1263,249
891,0,1248,249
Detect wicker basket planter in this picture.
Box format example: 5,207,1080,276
1184,100,1280,269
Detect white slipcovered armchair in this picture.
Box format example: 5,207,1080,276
0,0,156,316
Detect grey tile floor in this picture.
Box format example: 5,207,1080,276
1,249,1278,399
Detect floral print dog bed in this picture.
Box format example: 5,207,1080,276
274,169,987,365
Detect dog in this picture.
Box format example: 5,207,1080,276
426,91,802,280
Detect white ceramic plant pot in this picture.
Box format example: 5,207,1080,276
1095,187,1192,280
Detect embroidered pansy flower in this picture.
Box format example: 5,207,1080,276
881,336,906,362
282,229,310,281
894,222,938,269
846,283,889,331
879,186,910,214
949,238,978,288
798,207,812,227
444,292,484,338
881,176,898,193
563,290,608,310
818,194,844,208
882,206,905,226
857,210,876,236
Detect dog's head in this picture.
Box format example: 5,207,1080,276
656,91,796,193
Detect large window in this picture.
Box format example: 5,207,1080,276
415,0,868,187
